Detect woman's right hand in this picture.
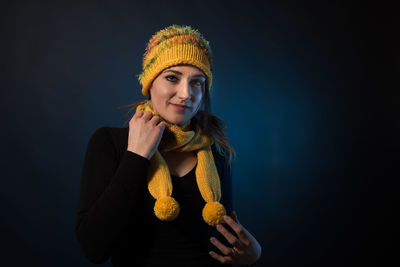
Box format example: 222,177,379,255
127,110,167,160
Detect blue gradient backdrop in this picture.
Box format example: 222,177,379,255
1,1,398,267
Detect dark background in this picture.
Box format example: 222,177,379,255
1,0,398,266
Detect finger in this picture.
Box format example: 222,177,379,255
134,110,144,118
158,121,167,130
142,110,153,120
233,210,240,224
209,237,232,256
223,216,251,246
216,224,245,250
150,115,161,125
208,251,233,264
230,211,238,224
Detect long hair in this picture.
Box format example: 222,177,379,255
117,82,236,170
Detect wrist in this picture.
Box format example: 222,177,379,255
127,148,149,160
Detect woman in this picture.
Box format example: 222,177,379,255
75,24,261,266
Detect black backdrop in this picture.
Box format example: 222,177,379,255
1,1,398,266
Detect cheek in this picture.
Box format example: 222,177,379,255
159,87,174,99
196,90,204,104
153,88,172,104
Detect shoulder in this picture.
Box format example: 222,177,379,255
101,126,128,140
87,126,129,158
89,126,127,144
91,126,128,138
211,142,231,179
211,142,229,167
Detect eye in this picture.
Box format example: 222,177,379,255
165,75,178,82
192,79,204,87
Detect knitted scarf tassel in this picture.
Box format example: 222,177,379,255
136,100,226,226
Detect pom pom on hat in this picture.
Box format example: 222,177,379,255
154,196,180,221
202,201,226,226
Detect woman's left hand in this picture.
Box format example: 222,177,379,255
209,211,262,265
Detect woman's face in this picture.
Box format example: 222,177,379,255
149,64,206,125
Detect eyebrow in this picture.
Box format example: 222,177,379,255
162,69,206,79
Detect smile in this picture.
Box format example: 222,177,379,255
171,103,189,111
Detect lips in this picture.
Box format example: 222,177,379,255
171,103,190,108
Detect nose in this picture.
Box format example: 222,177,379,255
177,79,192,100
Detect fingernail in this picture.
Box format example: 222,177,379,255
217,224,222,230
224,215,229,221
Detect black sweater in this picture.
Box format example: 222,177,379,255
75,126,234,267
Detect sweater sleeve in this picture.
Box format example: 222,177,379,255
75,127,150,264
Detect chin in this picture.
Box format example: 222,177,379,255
174,120,187,126
168,117,189,126
163,112,193,125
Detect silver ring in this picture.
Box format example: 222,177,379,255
231,247,238,257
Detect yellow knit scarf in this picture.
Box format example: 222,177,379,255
136,100,226,226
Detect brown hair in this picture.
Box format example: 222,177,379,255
117,81,236,170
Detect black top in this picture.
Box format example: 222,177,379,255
75,126,234,267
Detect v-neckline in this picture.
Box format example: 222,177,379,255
171,162,197,178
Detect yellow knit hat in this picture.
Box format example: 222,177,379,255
137,24,213,96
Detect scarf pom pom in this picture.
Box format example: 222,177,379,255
202,201,226,226
154,196,180,221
